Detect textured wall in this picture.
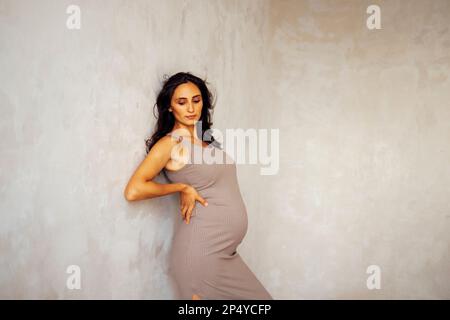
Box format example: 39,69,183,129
0,0,271,299
262,0,450,298
0,0,449,299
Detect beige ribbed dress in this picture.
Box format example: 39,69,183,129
162,133,273,300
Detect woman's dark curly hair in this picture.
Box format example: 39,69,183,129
145,72,221,154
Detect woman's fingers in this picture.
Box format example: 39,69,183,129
181,196,209,224
185,204,195,224
197,196,209,207
180,204,187,220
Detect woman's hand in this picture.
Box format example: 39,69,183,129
179,184,208,224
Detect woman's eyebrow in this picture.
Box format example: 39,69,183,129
177,94,201,100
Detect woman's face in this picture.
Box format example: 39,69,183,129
170,82,203,127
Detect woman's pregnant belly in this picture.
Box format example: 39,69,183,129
172,198,248,258
198,200,248,249
168,198,249,290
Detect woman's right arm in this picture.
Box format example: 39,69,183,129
124,136,186,201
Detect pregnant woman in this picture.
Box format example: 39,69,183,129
124,72,272,300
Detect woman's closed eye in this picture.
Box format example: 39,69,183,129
180,101,200,105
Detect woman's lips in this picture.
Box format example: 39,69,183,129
185,115,196,119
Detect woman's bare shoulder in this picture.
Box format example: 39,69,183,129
150,135,181,157
137,135,180,172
